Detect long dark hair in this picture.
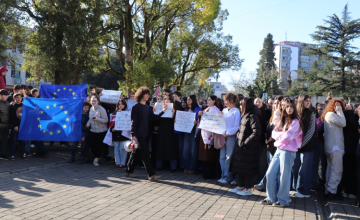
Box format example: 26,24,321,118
209,95,222,110
297,94,310,119
112,99,127,115
278,98,299,131
243,97,255,115
188,94,198,111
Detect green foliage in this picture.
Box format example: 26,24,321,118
305,3,360,100
257,33,276,72
11,0,106,84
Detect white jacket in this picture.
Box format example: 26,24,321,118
323,106,346,155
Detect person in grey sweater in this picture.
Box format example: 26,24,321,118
86,95,108,167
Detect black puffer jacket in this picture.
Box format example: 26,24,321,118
232,99,262,176
298,108,317,153
343,110,359,155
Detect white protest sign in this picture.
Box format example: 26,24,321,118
198,112,226,134
174,111,196,133
154,102,164,115
161,103,173,118
115,111,131,131
100,90,122,104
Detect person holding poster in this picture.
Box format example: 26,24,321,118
155,94,178,172
183,95,202,175
231,98,262,196
110,99,130,168
197,95,222,179
218,93,241,184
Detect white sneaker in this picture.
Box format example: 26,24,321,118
294,192,310,198
348,194,357,199
218,179,228,184
289,191,297,196
230,180,237,186
237,188,252,196
93,158,99,167
230,187,243,194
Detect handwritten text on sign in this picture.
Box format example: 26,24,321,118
174,111,196,133
198,112,226,134
100,90,122,104
115,111,131,131
154,102,163,115
161,103,173,118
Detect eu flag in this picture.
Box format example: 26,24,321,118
39,84,88,100
18,98,83,141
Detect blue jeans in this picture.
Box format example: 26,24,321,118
266,149,296,206
178,135,185,169
258,152,274,188
9,130,25,157
156,160,177,169
113,141,129,165
71,139,87,159
25,141,31,152
312,142,326,188
220,135,236,182
183,129,198,171
292,151,314,195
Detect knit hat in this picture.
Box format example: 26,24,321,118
0,66,8,73
0,90,9,96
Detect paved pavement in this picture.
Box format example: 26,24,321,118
0,148,359,220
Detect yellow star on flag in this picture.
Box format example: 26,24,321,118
38,124,42,128
53,92,57,95
57,130,61,134
50,131,53,135
64,111,68,114
46,105,50,109
69,89,72,91
74,97,76,99
53,97,55,99
72,92,75,95
37,117,40,121
57,89,60,92
60,105,63,109
66,118,69,121
63,125,67,129
43,129,46,133
40,111,44,114
63,87,66,90
53,104,57,107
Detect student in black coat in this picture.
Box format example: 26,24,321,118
340,103,359,199
231,98,262,196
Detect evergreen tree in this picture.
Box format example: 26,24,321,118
257,33,276,72
306,4,360,99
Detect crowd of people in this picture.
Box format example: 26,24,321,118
0,63,359,208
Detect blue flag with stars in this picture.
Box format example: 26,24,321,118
18,98,83,141
39,84,88,100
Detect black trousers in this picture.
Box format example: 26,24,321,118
357,155,360,202
0,127,9,156
126,137,155,177
88,131,107,158
341,154,358,195
238,175,255,189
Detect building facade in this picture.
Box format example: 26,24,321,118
209,81,228,98
274,41,319,91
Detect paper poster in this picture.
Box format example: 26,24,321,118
174,111,196,133
100,90,122,104
154,102,164,115
198,112,226,134
103,128,113,146
161,103,173,118
115,111,131,131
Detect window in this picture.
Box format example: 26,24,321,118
301,56,309,61
301,63,309,67
281,63,289,67
11,64,21,77
216,86,220,88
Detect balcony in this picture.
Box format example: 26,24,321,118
282,50,291,56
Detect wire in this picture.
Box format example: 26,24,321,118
228,0,297,20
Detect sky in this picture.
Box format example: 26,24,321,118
218,0,360,90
